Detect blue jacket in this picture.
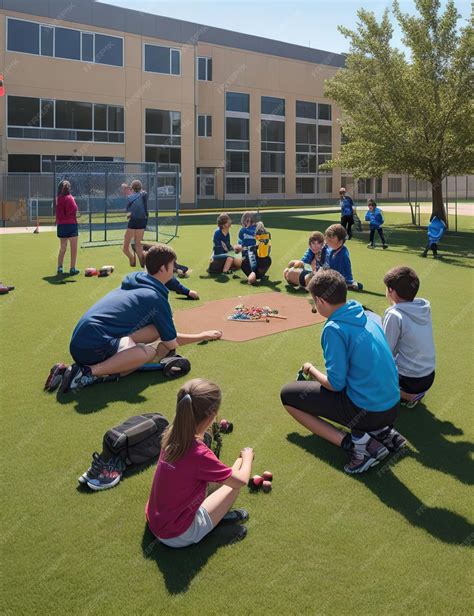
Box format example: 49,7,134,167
365,207,384,228
340,196,354,217
237,225,257,249
127,192,148,219
326,245,353,284
302,245,328,270
213,228,232,256
70,272,177,352
166,277,190,297
322,301,399,411
427,217,446,243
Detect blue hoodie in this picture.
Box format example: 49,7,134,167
325,245,354,284
340,195,354,217
302,245,328,270
322,300,399,411
365,207,384,228
127,191,148,220
70,272,177,352
237,225,257,249
427,217,446,243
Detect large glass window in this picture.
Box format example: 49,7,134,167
261,96,285,116
55,27,81,60
95,34,123,66
145,109,181,169
198,57,212,81
196,168,215,197
8,154,41,173
41,26,54,57
198,115,212,137
226,117,249,142
144,44,181,75
388,177,402,193
318,103,332,121
7,19,39,54
261,119,285,175
226,152,249,173
8,96,40,127
226,92,250,113
226,177,249,194
56,101,92,130
296,177,315,194
296,101,317,119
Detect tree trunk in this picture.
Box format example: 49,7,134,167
431,180,448,225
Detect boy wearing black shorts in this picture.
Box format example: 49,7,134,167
280,270,406,474
383,266,436,408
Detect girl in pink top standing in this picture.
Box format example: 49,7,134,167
56,180,79,275
146,378,254,548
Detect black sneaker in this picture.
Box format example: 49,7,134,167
78,451,108,484
86,456,126,491
44,363,67,392
382,244,388,250
370,427,407,452
344,436,389,474
60,364,99,393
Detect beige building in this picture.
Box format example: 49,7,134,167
0,1,472,210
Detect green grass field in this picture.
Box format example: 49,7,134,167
1,211,473,615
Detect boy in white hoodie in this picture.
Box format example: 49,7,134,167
383,266,436,408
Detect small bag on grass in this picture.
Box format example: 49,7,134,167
103,413,169,465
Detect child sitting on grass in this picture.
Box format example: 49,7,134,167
422,214,446,259
383,266,436,408
237,215,272,284
324,224,363,291
146,378,254,547
208,213,242,274
280,269,405,475
284,231,327,290
365,199,388,249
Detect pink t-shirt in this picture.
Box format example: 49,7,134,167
56,194,78,225
146,440,233,539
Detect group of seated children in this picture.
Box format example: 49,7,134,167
208,212,272,284
284,224,363,292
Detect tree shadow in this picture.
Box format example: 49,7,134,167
141,522,247,594
287,431,474,545
42,275,77,285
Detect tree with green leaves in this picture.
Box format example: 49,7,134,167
324,0,473,222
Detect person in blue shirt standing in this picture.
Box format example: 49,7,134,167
122,180,149,267
365,199,388,249
422,214,446,259
339,187,355,239
280,269,405,474
44,244,222,393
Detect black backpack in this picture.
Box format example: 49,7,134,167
102,413,169,465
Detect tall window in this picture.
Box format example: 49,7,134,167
197,57,212,81
7,96,124,142
145,109,181,167
196,168,215,198
144,44,180,75
296,100,332,195
7,18,123,66
225,93,250,194
261,96,285,116
226,92,250,113
198,115,212,137
388,177,402,193
261,96,285,189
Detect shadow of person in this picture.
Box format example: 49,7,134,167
395,402,474,486
287,432,474,546
42,275,77,285
141,522,247,594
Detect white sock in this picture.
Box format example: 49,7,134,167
352,432,370,445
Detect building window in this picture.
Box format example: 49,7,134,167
296,177,315,194
318,103,332,121
145,108,181,167
261,176,285,194
388,177,402,193
8,154,123,173
196,168,215,197
6,18,123,66
376,178,383,194
7,96,124,142
226,117,249,171
358,178,372,194
198,115,212,137
197,57,212,81
261,96,285,116
226,177,249,194
296,101,317,120
261,119,285,174
226,92,250,113
144,44,181,75
8,154,41,173
318,176,333,194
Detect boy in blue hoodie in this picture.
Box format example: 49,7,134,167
324,224,363,291
45,244,222,393
284,231,328,289
280,269,405,474
422,215,446,258
365,199,388,249
339,187,355,239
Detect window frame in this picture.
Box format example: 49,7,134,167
143,43,181,76
198,114,212,138
197,56,212,81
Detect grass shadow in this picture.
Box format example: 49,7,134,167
42,275,77,285
287,431,474,545
141,522,247,594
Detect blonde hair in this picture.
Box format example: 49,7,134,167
131,179,142,192
161,378,222,463
240,211,258,226
255,221,266,234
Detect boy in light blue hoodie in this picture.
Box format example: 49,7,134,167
280,269,406,474
422,214,446,258
365,199,388,249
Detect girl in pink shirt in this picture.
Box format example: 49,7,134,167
56,180,79,275
146,378,254,548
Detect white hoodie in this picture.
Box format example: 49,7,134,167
383,299,435,378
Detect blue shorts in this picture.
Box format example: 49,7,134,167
57,223,78,238
128,218,148,230
70,338,120,366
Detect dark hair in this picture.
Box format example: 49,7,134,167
58,180,71,196
145,244,176,275
325,224,346,242
309,231,325,245
217,213,231,228
131,179,142,192
383,266,420,301
308,270,347,305
368,199,377,207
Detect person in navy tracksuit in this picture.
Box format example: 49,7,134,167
422,215,446,258
339,188,355,239
365,199,388,249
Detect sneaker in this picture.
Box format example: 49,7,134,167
382,244,388,250
78,451,108,484
69,268,80,275
86,456,126,491
421,250,428,258
370,427,407,452
57,266,63,274
60,364,99,393
367,243,375,249
344,436,389,474
220,508,249,524
44,363,67,392
405,392,425,409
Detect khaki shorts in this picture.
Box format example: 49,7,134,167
159,506,214,548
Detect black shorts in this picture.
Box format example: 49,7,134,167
128,218,148,230
208,258,226,273
57,223,78,238
242,253,272,279
280,381,399,434
299,269,314,288
399,371,435,394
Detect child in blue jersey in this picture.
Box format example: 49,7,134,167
284,231,327,290
339,187,355,239
281,269,405,474
422,215,446,259
122,180,149,266
324,224,363,291
44,244,222,394
236,211,258,283
365,199,388,249
208,213,242,274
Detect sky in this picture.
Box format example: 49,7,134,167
100,0,471,55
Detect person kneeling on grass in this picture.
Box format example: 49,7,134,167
208,213,242,275
284,231,327,290
280,270,406,474
324,224,363,291
146,378,253,548
44,244,221,394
